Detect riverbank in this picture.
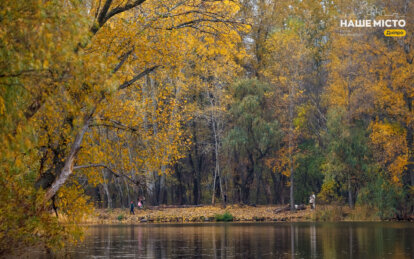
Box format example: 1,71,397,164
79,204,406,224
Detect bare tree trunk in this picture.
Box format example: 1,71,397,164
124,178,131,203
102,169,112,208
44,115,92,202
115,178,124,208
208,87,224,206
289,82,295,211
211,113,220,205
149,76,162,205
159,165,166,204
212,167,217,204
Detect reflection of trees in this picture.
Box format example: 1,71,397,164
67,223,412,258
291,224,295,259
310,224,317,258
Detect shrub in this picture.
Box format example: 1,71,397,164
117,214,124,221
347,205,380,221
311,205,344,221
215,211,233,222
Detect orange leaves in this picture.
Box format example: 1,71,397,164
0,0,250,253
370,121,408,185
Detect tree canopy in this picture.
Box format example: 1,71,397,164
0,0,413,254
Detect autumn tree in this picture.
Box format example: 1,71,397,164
224,79,282,204
0,0,245,253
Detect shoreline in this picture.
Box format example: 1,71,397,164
76,205,412,224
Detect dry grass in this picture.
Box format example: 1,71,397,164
310,205,381,222
346,205,381,221
81,204,319,224
78,204,384,224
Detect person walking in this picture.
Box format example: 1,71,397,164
130,201,135,215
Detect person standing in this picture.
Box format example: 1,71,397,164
138,196,145,209
309,193,316,210
130,201,135,215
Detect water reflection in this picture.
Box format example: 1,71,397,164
39,222,413,258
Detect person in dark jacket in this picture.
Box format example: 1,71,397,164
130,201,135,215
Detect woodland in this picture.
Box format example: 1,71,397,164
0,0,413,253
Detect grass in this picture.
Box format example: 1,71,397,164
78,205,390,224
214,211,234,222
310,205,381,221
311,205,345,221
346,205,380,221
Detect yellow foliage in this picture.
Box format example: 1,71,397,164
370,122,408,185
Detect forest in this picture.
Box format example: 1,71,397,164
0,0,413,254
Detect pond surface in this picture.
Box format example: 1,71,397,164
40,222,413,258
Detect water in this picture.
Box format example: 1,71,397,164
40,222,413,258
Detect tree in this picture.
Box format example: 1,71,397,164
0,0,245,252
321,108,371,208
224,79,282,204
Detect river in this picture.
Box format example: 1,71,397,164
35,222,413,258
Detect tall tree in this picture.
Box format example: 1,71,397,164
224,79,282,204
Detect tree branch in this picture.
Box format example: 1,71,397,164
166,18,245,30
97,0,113,27
90,122,138,132
44,113,94,202
101,0,147,28
92,0,147,34
118,65,160,90
74,163,140,186
113,48,134,73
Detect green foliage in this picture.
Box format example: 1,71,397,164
318,177,342,204
294,140,324,203
357,171,401,220
321,107,372,204
224,79,282,203
225,79,282,157
117,214,125,221
214,211,233,222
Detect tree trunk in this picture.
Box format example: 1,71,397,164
289,84,295,211
193,175,200,205
211,119,220,205
348,174,353,209
189,133,203,205
405,121,414,187
255,172,262,204
270,172,279,204
159,165,167,204
124,178,131,204
289,162,294,210
115,178,124,208
242,166,255,204
44,115,91,202
102,169,112,209
174,164,186,205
